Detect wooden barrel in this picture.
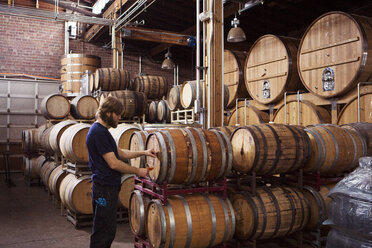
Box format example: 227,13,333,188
298,12,372,98
41,94,70,119
49,120,77,156
227,105,270,126
88,73,96,93
303,185,334,230
146,194,235,248
129,130,155,168
146,128,232,184
224,50,250,108
48,165,67,199
157,100,171,123
341,122,372,155
94,68,130,91
109,124,141,150
337,93,372,124
131,75,168,100
129,190,151,237
210,126,238,139
231,124,312,175
61,54,101,94
245,35,303,104
40,161,57,188
304,124,367,175
106,90,147,119
273,100,331,126
231,186,309,240
118,174,134,208
59,174,92,214
70,95,99,119
180,81,229,109
24,155,46,179
167,85,183,111
147,101,158,123
40,126,54,155
59,123,91,163
36,124,48,149
22,128,38,154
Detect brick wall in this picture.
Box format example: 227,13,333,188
0,13,192,83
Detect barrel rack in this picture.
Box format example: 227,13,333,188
133,176,228,248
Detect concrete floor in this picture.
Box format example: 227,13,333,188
0,173,135,248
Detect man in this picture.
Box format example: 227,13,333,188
86,96,156,248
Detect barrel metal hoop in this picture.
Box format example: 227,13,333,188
210,130,226,179
161,130,177,183
193,128,208,182
342,128,359,166
98,69,102,89
217,197,230,242
183,128,198,184
178,196,192,248
157,76,162,99
154,132,168,183
284,125,301,173
204,195,217,247
263,124,282,176
280,187,296,235
263,187,281,239
226,198,236,240
219,130,233,175
107,68,112,91
118,69,123,90
291,186,308,228
303,186,325,228
317,126,339,171
241,191,259,240
250,125,267,174
131,190,145,235
153,199,167,248
255,191,267,240
241,126,260,173
166,202,176,248
304,128,325,171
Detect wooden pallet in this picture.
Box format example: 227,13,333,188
171,109,197,124
66,209,93,229
65,162,91,176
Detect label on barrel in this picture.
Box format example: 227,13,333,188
322,67,335,91
262,80,271,99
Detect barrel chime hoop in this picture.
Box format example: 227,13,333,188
192,128,208,182
284,125,301,173
262,125,282,176
291,186,308,228
304,128,325,171
263,187,281,239
317,126,339,171
183,128,198,184
217,197,230,242
241,126,260,173
250,125,268,174
342,128,359,166
118,69,123,90
166,203,176,248
255,190,267,240
160,130,177,183
68,175,89,213
154,132,168,183
210,129,227,179
204,195,217,247
280,187,297,235
131,190,145,234
177,195,192,248
303,186,325,227
240,191,259,240
219,131,233,174
226,198,236,239
154,199,167,248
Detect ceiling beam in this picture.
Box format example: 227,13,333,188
121,26,191,46
148,2,239,57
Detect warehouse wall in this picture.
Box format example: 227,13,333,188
0,14,192,83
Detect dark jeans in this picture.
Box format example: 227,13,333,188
90,182,120,248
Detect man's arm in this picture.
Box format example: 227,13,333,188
102,152,148,177
117,148,157,160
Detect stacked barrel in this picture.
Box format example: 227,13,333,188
128,127,235,248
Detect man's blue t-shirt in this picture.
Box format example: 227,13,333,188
86,122,121,186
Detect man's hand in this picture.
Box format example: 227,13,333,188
136,168,149,178
144,148,157,158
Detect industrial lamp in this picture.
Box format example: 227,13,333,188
227,15,246,42
161,48,175,69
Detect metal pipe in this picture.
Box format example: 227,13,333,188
174,65,177,85
221,1,225,126
64,22,69,54
196,0,201,124
297,90,301,125
207,0,214,129
39,0,100,16
121,37,124,69
139,56,142,74
202,0,206,128
176,64,179,86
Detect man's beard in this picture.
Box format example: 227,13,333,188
105,114,118,128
